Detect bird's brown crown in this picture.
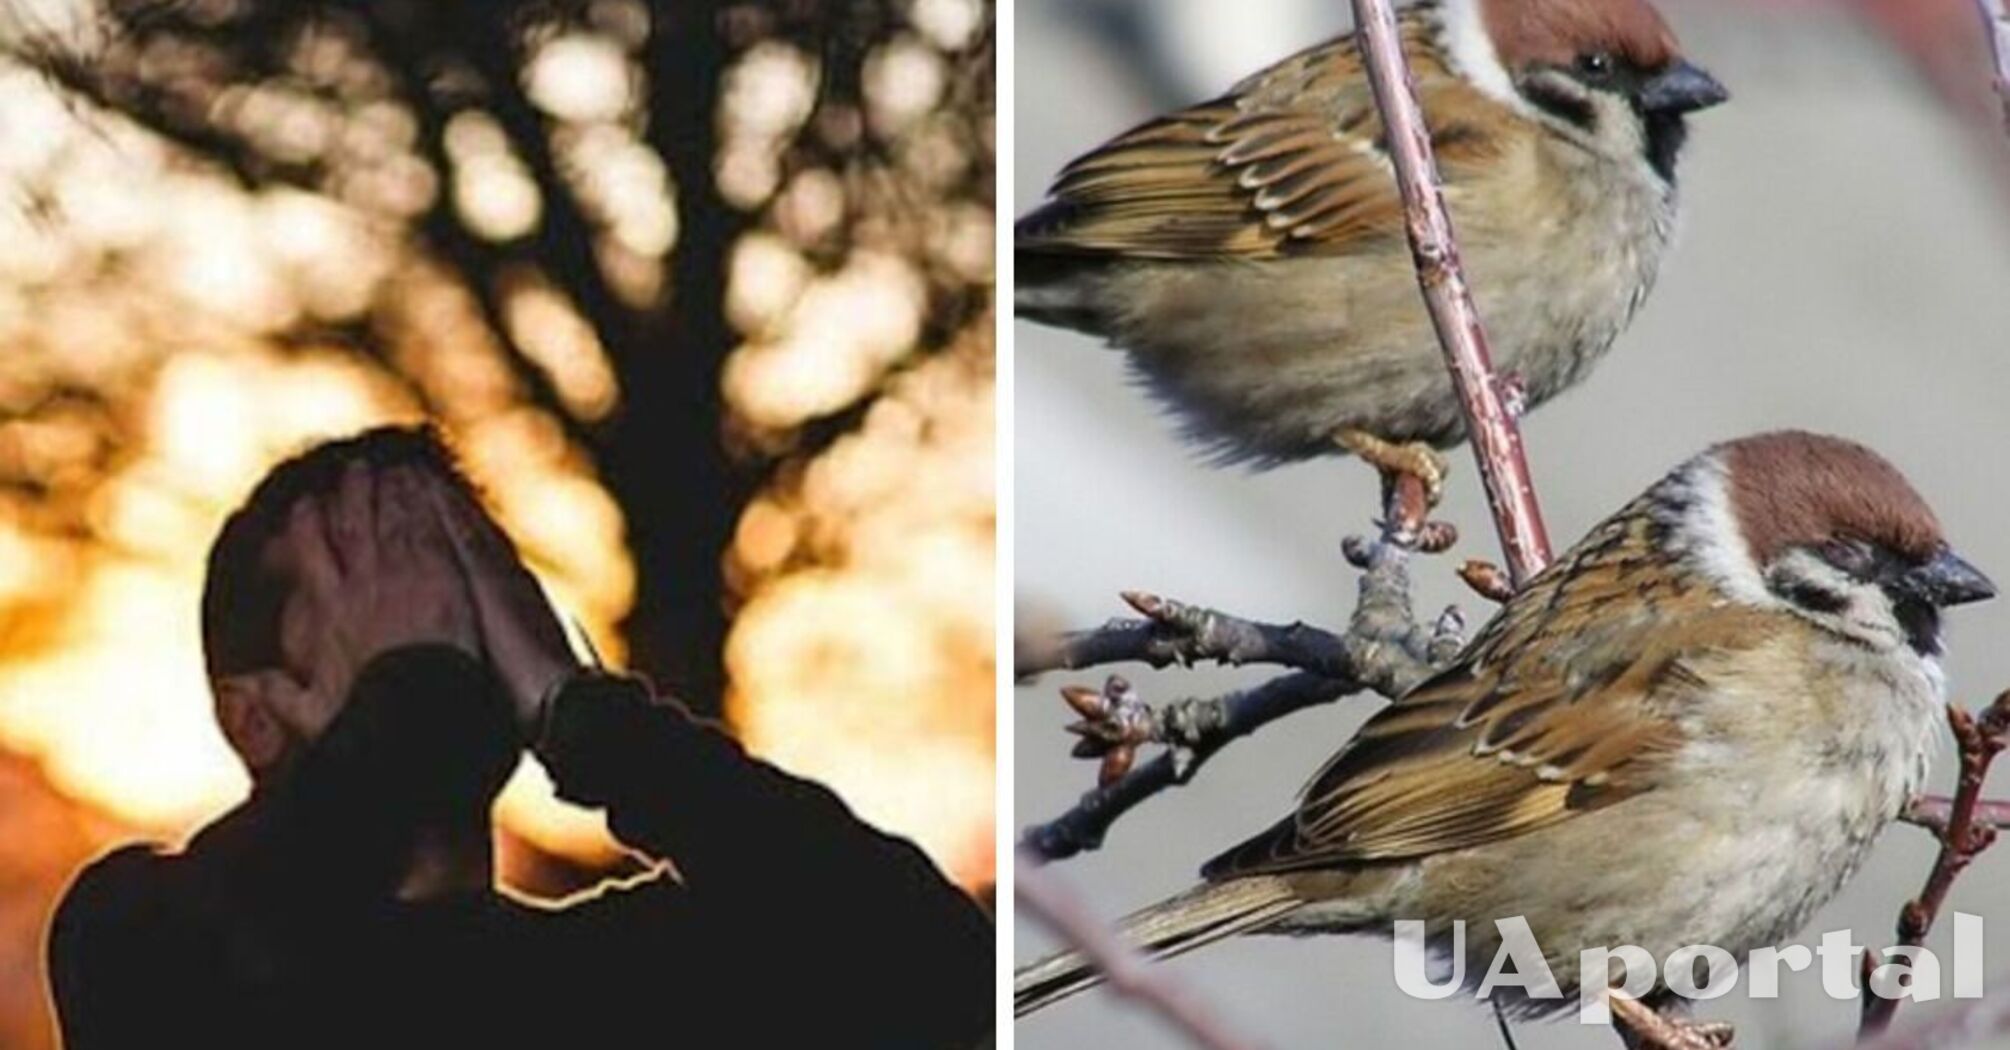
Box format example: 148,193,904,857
1479,0,1681,73
1720,431,1945,567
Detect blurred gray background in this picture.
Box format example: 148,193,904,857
1012,0,2010,1047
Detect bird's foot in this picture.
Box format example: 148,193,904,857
1609,997,1734,1050
1334,428,1449,507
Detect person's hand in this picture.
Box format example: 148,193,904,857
419,473,580,739
223,462,483,756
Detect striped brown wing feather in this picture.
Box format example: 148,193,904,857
1205,507,1774,880
1017,23,1517,260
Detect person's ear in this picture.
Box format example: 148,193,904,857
213,674,296,776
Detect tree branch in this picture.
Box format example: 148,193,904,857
1855,9,2010,1040
356,2,601,449
1860,692,2010,1037
1346,0,1552,583
1022,671,1355,863
1897,792,2010,836
1020,474,1466,863
1015,594,1359,681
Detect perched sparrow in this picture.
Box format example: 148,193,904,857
1016,0,1728,479
1018,432,1995,1029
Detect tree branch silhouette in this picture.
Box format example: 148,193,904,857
15,0,994,714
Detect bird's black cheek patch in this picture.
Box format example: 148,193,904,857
1777,578,1850,616
1520,80,1597,133
1892,597,1943,657
1642,112,1689,184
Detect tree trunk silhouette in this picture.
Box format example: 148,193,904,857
616,0,748,711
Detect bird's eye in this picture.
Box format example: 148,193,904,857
1576,52,1615,78
1819,537,1875,576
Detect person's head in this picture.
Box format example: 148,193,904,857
202,426,476,777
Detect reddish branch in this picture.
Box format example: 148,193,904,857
1898,792,2010,835
1015,854,1270,1050
1854,6,2010,1042
1860,693,2010,1038
1347,0,1553,584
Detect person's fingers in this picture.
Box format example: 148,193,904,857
421,478,562,643
419,477,578,730
434,475,525,570
446,486,573,653
421,478,508,648
420,476,483,577
375,466,423,567
423,477,535,598
386,469,482,649
394,471,457,560
276,572,339,687
216,668,333,750
324,459,374,578
267,497,342,596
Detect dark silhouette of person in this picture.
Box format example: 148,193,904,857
47,429,994,1048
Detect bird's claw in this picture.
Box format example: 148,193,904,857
1335,428,1450,508
1609,997,1735,1049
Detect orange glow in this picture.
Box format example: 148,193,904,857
0,55,641,853
726,328,996,889
0,0,995,913
722,251,928,431
527,34,634,124
0,344,631,860
501,275,622,422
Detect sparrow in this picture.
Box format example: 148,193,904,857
1015,0,1729,482
1017,432,1996,1029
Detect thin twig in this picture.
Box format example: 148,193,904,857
1491,998,1521,1050
1897,792,2010,836
1860,692,2010,1038
1346,0,1553,583
1016,594,1358,680
1015,854,1270,1050
1021,475,1463,862
1854,6,2010,1045
1023,671,1358,862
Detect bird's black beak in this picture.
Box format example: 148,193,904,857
1905,548,1998,608
1638,61,1729,115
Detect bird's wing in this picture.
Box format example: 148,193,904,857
1015,26,1521,260
1204,505,1777,879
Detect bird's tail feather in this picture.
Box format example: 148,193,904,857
1014,876,1303,1017
1012,247,1105,332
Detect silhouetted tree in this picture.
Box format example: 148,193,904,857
10,0,995,711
